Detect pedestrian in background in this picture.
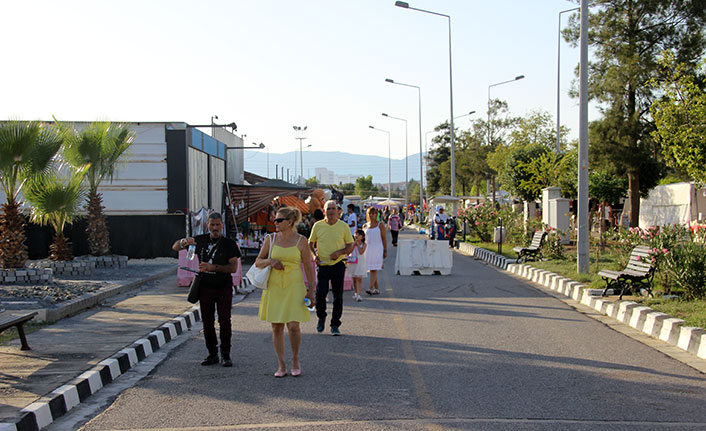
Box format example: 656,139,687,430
256,207,316,377
364,207,386,295
346,203,357,235
387,207,401,247
171,213,241,367
348,228,367,302
309,200,354,335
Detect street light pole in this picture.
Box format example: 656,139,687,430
487,75,525,203
394,1,455,209
382,113,408,212
369,126,391,199
293,126,307,183
577,0,590,273
557,7,580,153
385,78,423,218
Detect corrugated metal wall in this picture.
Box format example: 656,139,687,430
188,147,209,212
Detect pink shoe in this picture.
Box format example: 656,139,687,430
274,370,288,378
291,367,302,377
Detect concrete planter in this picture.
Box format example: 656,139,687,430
0,267,53,285
28,259,95,276
75,255,128,269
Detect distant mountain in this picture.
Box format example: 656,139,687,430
243,150,426,185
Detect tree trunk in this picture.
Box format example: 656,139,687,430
628,171,640,227
86,190,111,256
50,232,73,261
0,199,29,268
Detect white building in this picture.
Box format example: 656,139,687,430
315,167,361,185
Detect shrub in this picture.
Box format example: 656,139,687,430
664,242,706,299
542,226,567,260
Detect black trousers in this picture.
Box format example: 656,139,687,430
199,286,233,356
315,261,346,328
391,229,399,245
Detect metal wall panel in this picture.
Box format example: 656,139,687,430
188,147,208,211
210,157,225,213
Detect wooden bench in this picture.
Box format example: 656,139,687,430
599,245,655,300
0,312,38,350
513,231,547,263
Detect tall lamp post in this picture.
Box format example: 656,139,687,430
557,7,580,153
293,126,307,183
385,78,423,217
369,125,391,199
394,1,456,208
382,113,408,211
577,0,589,273
488,75,524,203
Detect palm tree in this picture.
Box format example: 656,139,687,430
0,121,63,268
23,169,86,261
59,121,135,256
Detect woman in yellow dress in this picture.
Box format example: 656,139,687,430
255,207,316,377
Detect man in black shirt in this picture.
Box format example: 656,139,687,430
172,213,241,367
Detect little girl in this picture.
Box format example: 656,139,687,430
347,228,367,302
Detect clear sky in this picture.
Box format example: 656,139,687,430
1,0,586,168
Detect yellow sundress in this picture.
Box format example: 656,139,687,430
258,237,311,323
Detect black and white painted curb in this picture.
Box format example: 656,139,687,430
457,242,706,361
0,307,202,431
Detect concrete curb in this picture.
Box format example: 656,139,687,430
0,307,202,431
456,242,706,362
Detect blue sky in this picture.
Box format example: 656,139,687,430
1,0,587,173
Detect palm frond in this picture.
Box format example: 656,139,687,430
24,168,87,233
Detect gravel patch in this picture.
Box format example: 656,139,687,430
0,258,176,309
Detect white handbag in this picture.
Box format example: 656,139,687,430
246,234,273,289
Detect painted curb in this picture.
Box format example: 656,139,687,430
0,308,202,431
456,243,706,362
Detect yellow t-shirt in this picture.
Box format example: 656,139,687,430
309,219,354,266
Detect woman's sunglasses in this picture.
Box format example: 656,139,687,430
274,217,287,223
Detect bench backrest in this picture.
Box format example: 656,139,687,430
529,231,546,248
625,245,654,274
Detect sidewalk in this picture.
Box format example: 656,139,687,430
0,266,251,430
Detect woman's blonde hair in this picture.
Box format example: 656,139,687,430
277,206,302,226
366,206,378,223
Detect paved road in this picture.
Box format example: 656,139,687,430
72,230,706,430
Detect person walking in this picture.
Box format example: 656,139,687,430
309,200,354,335
172,213,241,367
364,207,387,295
387,207,401,247
348,228,367,302
255,207,316,377
346,203,357,235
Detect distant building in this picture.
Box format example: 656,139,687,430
315,167,361,186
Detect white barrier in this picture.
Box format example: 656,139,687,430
395,239,452,275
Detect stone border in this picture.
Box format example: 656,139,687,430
74,255,128,269
456,242,706,361
28,260,95,276
0,268,53,285
0,308,202,431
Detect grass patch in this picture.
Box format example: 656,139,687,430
643,298,706,329
0,321,46,345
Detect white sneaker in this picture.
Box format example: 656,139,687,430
353,292,358,299
356,294,362,302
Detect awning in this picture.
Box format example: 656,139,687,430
226,182,313,225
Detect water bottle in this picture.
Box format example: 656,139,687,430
304,297,315,312
186,244,196,261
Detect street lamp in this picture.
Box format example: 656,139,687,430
557,7,580,153
488,74,525,203
385,78,423,216
382,113,409,212
293,126,307,183
455,110,476,121
369,125,391,199
394,1,456,205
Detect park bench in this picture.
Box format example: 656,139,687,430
599,245,655,300
513,231,547,263
0,312,38,350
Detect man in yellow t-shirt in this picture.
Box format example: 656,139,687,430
309,200,354,335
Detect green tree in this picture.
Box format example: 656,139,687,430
60,121,135,256
0,121,63,268
500,144,551,202
651,53,706,185
305,176,320,187
355,175,378,199
24,168,87,261
564,0,706,226
339,182,355,195
425,122,451,195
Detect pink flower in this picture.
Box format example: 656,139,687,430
475,221,480,225
662,248,669,254
652,248,658,253
636,256,641,261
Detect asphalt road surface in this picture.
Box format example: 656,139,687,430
69,231,706,430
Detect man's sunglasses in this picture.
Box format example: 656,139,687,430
274,217,287,223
